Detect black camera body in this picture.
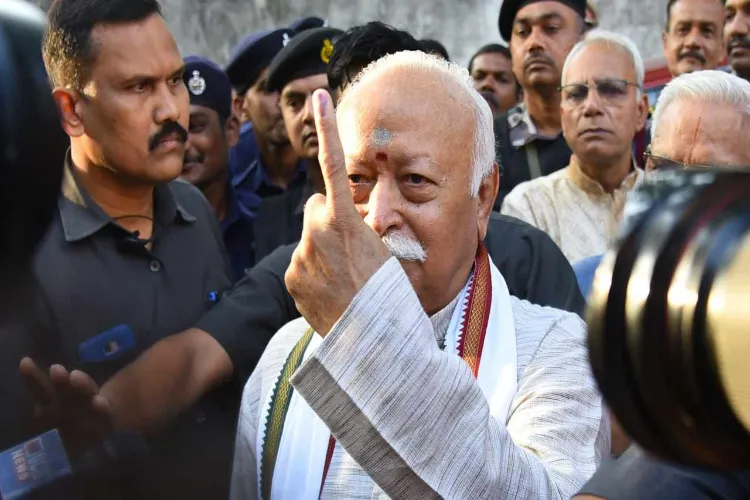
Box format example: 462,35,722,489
587,169,750,469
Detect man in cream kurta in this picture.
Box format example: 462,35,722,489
232,51,608,499
502,30,650,265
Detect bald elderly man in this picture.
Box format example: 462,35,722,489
231,51,608,500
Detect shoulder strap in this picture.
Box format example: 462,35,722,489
260,328,316,500
525,143,542,179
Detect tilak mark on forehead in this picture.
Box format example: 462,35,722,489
371,128,392,148
371,128,392,161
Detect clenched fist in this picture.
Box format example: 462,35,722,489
284,90,390,336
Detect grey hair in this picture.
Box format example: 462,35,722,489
339,50,495,197
651,70,750,141
563,29,645,96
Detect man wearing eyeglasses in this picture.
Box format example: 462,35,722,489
501,30,649,265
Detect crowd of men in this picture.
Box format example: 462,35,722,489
0,0,749,498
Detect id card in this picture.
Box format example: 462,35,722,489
0,429,71,499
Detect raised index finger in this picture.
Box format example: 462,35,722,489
313,89,356,216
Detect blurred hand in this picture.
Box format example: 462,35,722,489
20,357,114,456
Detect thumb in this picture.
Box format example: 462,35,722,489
312,89,357,217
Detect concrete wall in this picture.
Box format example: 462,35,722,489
32,0,668,68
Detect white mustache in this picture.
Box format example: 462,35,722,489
381,231,427,262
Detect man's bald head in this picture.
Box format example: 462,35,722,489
649,70,750,169
338,51,495,196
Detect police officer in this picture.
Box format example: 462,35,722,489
180,56,257,281
253,26,344,261
225,28,306,206
20,0,238,497
494,0,587,209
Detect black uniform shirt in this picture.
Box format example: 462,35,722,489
31,154,237,499
197,212,585,383
33,155,232,379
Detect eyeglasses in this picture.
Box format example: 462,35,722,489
643,147,750,172
558,79,641,107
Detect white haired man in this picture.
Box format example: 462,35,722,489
575,69,750,500
501,30,650,264
231,51,608,499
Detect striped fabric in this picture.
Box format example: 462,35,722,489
231,258,609,499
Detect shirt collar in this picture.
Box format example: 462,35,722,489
59,151,196,243
508,102,562,148
567,155,644,196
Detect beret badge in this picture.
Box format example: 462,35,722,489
188,70,206,96
320,39,333,64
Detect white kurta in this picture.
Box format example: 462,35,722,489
501,158,644,264
231,258,609,499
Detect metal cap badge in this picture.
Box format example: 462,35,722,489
188,70,206,95
320,39,333,64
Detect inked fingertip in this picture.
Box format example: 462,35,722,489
317,91,328,116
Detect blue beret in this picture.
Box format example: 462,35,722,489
183,55,232,121
288,16,327,33
266,27,344,93
225,28,295,96
498,0,585,41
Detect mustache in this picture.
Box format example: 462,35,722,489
480,90,499,108
148,121,188,152
523,53,555,70
728,36,750,51
678,50,706,63
381,230,427,263
183,152,205,164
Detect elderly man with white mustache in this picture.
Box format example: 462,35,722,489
231,51,608,500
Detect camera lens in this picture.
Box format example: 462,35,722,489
587,170,750,469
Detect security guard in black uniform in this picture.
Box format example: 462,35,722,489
253,26,344,261
493,0,587,209
20,0,238,497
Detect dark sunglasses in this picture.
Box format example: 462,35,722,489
558,79,641,106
